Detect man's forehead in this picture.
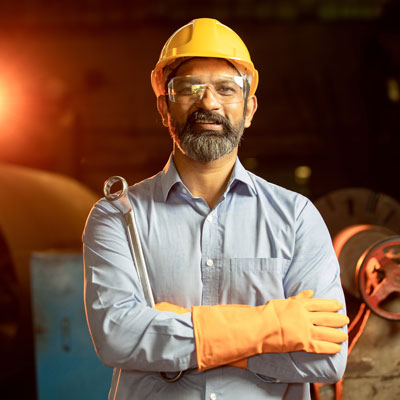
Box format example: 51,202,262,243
175,57,240,77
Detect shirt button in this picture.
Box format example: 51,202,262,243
206,259,214,267
210,394,217,400
206,215,213,222
182,188,187,194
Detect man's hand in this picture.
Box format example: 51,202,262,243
266,290,348,353
192,290,349,370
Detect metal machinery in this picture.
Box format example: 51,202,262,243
0,163,105,398
314,188,400,400
30,251,113,399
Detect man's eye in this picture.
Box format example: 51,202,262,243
216,84,238,96
176,85,194,95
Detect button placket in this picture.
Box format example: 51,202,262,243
200,209,221,306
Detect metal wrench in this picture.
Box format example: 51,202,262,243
103,176,183,382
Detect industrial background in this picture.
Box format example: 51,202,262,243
0,0,399,399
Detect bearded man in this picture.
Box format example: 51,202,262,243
83,18,349,400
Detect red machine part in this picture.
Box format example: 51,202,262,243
357,236,400,321
315,188,400,320
333,224,400,321
333,224,395,298
313,189,400,400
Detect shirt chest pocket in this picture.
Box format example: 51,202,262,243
220,258,290,305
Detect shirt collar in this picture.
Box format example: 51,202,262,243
227,157,258,196
160,154,183,201
160,154,258,202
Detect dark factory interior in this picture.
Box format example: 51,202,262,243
0,1,399,399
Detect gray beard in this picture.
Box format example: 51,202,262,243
169,110,245,163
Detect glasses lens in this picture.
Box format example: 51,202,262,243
168,75,244,104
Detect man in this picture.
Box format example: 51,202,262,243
83,18,349,400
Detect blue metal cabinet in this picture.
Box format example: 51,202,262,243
31,251,112,400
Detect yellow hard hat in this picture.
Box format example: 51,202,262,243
151,18,259,98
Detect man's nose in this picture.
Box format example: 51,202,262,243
197,86,221,110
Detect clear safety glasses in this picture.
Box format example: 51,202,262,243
167,74,246,105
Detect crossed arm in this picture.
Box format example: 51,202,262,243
83,199,348,383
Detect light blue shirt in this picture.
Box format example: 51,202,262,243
83,155,347,400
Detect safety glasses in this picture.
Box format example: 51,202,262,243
167,74,245,105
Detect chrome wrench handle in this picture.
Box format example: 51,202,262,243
104,176,183,382
104,176,155,307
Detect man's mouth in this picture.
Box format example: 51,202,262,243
193,119,223,129
186,111,228,131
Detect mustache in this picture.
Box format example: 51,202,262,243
186,110,232,129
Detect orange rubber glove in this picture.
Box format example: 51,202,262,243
154,302,248,369
155,302,190,314
192,290,349,371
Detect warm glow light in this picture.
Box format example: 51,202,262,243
387,78,400,103
0,78,15,126
0,80,18,126
294,165,312,184
0,62,35,165
243,157,258,170
0,65,30,134
0,81,8,123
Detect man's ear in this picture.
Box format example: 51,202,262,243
244,95,258,128
157,95,169,127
